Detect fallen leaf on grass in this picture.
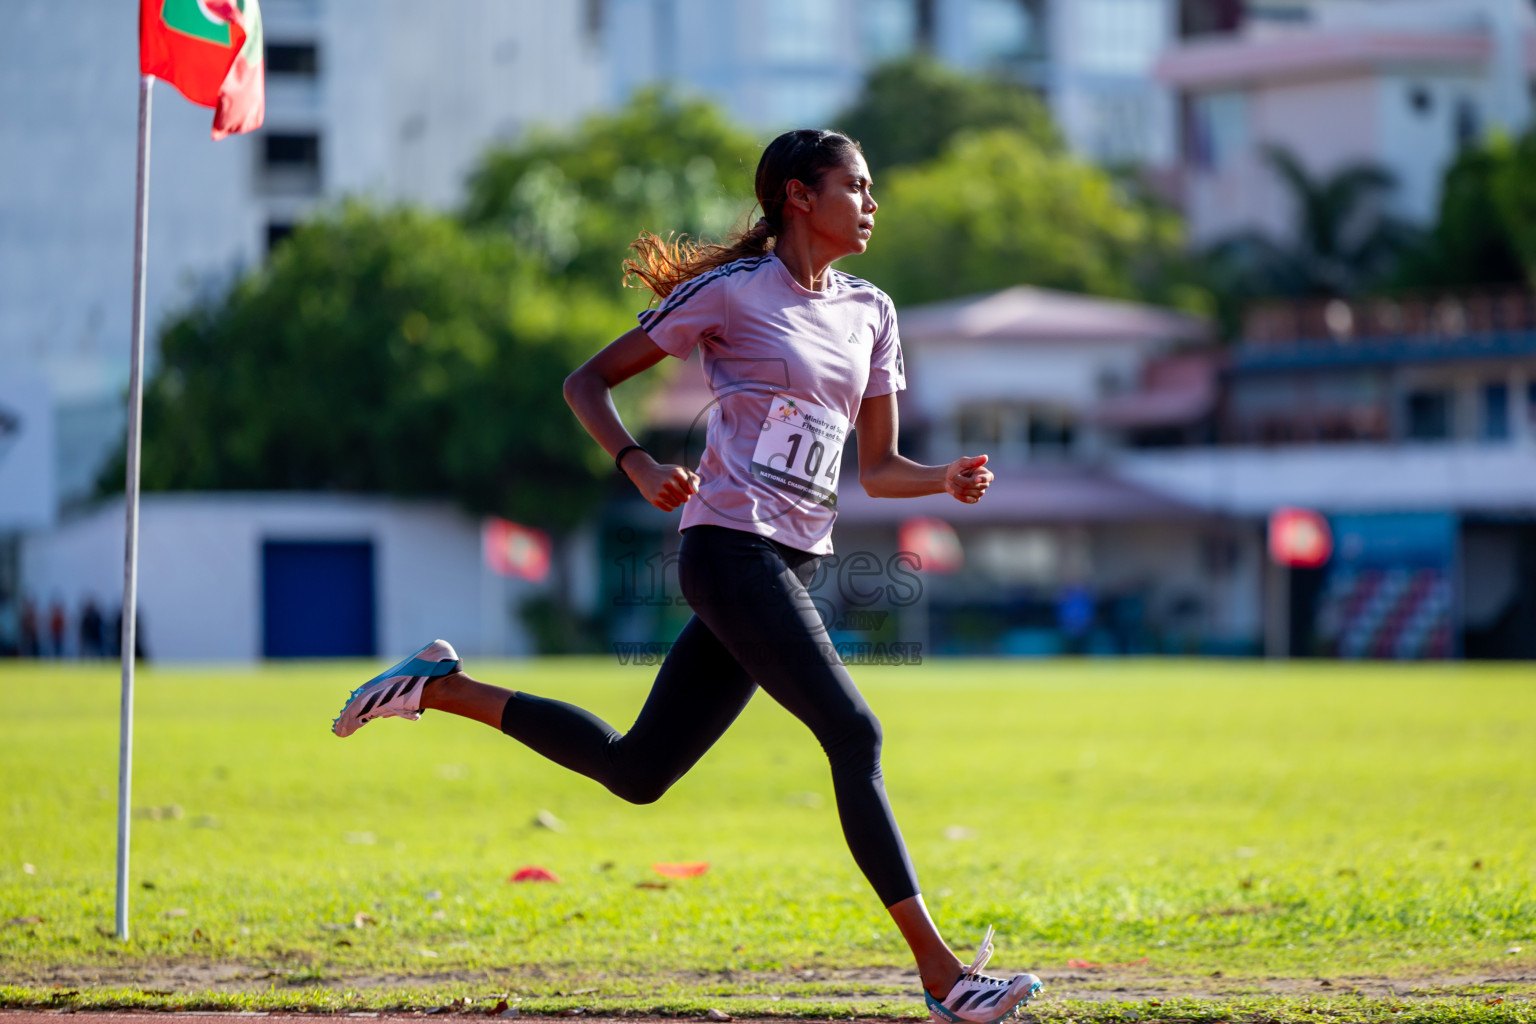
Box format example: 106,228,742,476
489,1000,509,1016
420,948,439,958
334,939,352,947
534,810,565,832
943,825,976,841
22,863,36,875
560,1010,583,1017
353,911,376,928
162,908,188,919
508,865,559,883
635,881,669,890
653,862,709,878
1508,946,1524,954
705,1010,733,1021
1487,997,1505,1005
4,915,43,927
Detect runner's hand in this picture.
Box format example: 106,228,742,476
945,454,992,504
625,453,700,512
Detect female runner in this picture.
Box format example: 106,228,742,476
332,129,1042,1024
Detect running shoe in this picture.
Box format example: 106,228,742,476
925,926,1043,1024
331,639,461,738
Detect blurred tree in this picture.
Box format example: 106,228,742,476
105,202,632,533
1394,140,1526,291
462,87,761,297
835,54,1061,173
1487,130,1536,289
1208,146,1417,299
851,129,1208,312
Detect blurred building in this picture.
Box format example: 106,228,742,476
604,0,1180,165
19,493,542,660
0,0,606,518
1158,0,1536,246
1124,290,1536,659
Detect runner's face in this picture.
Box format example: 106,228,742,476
803,151,877,258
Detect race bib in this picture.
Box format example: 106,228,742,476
750,395,848,509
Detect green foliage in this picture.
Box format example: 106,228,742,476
462,87,762,295
1487,131,1536,289
836,55,1061,174
113,202,630,529
852,130,1207,312
1209,146,1418,300
1395,140,1526,290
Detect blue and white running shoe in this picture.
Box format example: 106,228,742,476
925,926,1043,1024
332,639,461,738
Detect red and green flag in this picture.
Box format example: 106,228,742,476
140,0,265,139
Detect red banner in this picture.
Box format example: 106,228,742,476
898,516,963,574
1269,507,1333,568
482,518,552,582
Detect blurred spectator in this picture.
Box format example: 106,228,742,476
110,606,149,662
79,597,105,659
0,597,18,657
48,597,67,658
1057,585,1096,653
20,597,39,657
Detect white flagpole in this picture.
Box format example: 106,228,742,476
116,72,155,942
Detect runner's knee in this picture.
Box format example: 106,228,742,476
607,770,674,805
822,704,883,774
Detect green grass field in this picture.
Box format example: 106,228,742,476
3,658,1534,1021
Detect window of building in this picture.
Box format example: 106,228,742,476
970,0,1044,66
1407,83,1432,116
1078,0,1165,74
1189,90,1248,171
267,42,318,77
1405,389,1452,441
1455,97,1481,147
1027,409,1076,456
959,405,1005,449
1481,382,1510,441
260,132,321,194
265,221,295,256
583,0,605,43
864,0,920,60
764,0,838,63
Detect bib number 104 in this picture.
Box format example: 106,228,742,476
782,432,839,485
749,396,848,510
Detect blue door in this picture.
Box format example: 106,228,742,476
262,540,376,658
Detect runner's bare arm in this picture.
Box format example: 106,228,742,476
855,392,993,503
563,327,701,512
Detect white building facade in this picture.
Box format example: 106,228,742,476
0,0,607,512
604,0,1178,165
1157,0,1536,246
19,493,544,661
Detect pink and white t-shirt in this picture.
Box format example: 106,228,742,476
637,253,905,555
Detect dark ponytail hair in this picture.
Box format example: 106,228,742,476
625,128,862,300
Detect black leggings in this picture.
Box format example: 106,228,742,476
499,523,921,907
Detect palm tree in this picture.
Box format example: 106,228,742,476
1209,145,1418,299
